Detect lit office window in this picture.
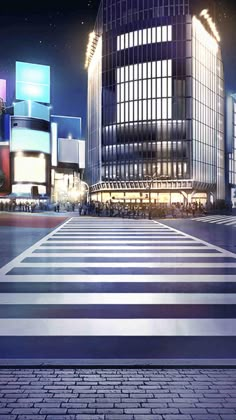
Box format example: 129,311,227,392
116,60,172,123
117,26,172,51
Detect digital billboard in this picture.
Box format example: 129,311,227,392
51,115,82,139
0,144,10,193
13,154,46,183
0,114,10,142
14,101,50,122
0,80,6,102
11,128,50,154
16,61,50,103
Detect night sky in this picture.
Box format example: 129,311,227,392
0,0,235,136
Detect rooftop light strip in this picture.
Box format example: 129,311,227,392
192,16,218,53
199,9,220,43
85,31,100,68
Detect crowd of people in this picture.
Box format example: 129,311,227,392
78,200,208,219
0,201,48,213
0,199,233,219
171,202,205,218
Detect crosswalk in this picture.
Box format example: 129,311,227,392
193,214,236,227
0,216,236,361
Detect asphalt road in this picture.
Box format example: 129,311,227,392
160,215,236,254
0,214,236,363
0,213,67,267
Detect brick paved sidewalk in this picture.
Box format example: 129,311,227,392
0,369,236,420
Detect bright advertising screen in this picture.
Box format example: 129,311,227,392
16,62,50,103
51,115,82,139
11,128,50,154
0,80,6,102
14,155,46,183
0,145,10,192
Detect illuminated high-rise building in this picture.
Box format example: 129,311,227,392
226,94,236,208
86,0,225,205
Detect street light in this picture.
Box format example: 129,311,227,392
144,173,157,220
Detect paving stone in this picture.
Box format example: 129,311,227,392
104,416,133,420
152,408,180,414
209,408,236,414
61,403,88,408
191,416,221,420
0,416,17,420
46,414,76,420
11,408,40,414
220,416,236,420
115,403,140,408
0,368,236,418
132,416,162,420
17,416,46,420
96,409,123,414
125,408,152,413
75,416,104,420
7,403,34,408
68,409,96,414
0,408,14,414
40,408,67,414
46,416,76,420
162,416,192,420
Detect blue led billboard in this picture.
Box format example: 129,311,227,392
16,61,50,103
11,128,51,155
51,115,82,139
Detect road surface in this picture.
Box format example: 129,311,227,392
0,216,235,363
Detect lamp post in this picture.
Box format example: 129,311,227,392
145,173,157,220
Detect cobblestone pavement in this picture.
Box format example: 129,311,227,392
0,369,236,419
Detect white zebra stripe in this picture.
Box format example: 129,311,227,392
0,318,235,336
0,274,234,283
31,252,227,259
0,293,235,305
39,245,210,250
193,215,236,226
47,240,197,244
17,262,236,268
52,235,184,239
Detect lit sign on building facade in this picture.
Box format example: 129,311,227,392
10,115,51,197
16,61,50,103
0,144,10,194
51,115,82,140
0,80,6,102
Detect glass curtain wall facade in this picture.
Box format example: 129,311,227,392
87,0,225,202
226,94,236,206
192,15,225,200
228,96,236,187
87,36,102,185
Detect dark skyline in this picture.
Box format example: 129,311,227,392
0,0,235,136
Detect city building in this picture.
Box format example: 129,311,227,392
86,0,225,206
51,115,85,203
226,93,236,207
0,79,11,198
9,62,52,199
0,62,85,204
0,142,10,197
